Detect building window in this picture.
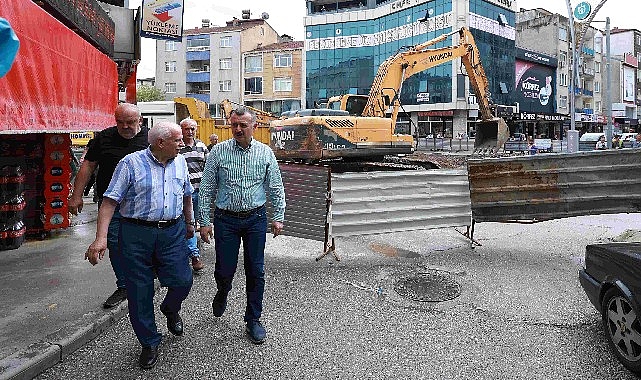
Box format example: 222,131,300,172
559,51,567,68
244,55,262,73
244,77,262,95
165,40,177,51
274,53,292,67
595,81,601,93
165,61,176,72
559,95,567,108
220,36,231,47
219,80,232,92
274,77,292,92
594,36,602,54
559,73,568,87
220,58,232,70
164,82,176,93
559,26,568,42
595,61,601,73
187,36,210,51
595,101,601,112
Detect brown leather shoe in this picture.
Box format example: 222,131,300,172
191,257,205,271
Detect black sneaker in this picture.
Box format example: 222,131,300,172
103,288,127,309
245,320,266,344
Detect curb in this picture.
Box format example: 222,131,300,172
0,301,129,380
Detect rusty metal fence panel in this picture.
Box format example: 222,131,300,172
330,169,471,236
468,149,641,223
267,163,330,242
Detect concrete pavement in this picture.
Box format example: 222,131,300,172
0,199,131,380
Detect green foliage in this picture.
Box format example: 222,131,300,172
137,85,165,102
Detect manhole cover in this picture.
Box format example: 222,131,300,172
394,270,461,302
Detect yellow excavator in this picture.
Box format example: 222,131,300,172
270,27,509,161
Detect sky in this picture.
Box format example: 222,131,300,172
129,0,636,79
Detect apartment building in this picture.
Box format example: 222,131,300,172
155,17,280,117
304,0,517,138
242,39,304,114
516,8,604,137
610,28,641,129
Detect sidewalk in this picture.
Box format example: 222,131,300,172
0,199,130,380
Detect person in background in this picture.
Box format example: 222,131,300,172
198,107,286,345
633,133,641,148
179,118,208,272
612,135,623,149
85,121,194,369
69,103,148,309
528,138,537,155
207,133,219,151
595,135,607,150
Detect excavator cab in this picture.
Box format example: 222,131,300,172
473,117,510,154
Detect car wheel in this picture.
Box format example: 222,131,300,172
602,287,641,373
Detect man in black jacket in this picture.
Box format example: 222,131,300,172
69,103,149,309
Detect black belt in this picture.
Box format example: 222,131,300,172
216,205,264,218
122,217,181,228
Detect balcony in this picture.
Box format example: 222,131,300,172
582,67,595,76
186,93,210,103
186,50,210,61
186,72,210,83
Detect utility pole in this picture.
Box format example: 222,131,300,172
565,0,579,152
605,17,612,148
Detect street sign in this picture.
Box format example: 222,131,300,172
573,1,592,21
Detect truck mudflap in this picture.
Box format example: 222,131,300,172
473,117,510,155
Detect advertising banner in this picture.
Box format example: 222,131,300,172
515,59,555,114
141,0,185,41
624,66,635,102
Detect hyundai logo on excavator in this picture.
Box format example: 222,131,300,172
428,51,453,63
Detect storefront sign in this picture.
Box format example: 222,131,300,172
416,92,430,102
516,48,557,67
418,110,453,117
519,112,567,121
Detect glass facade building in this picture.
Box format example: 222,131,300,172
305,0,516,136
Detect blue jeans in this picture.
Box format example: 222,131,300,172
120,218,193,347
186,189,199,258
98,200,126,289
213,206,267,322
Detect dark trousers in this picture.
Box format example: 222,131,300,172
120,219,193,347
213,207,267,322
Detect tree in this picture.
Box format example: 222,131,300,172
136,85,165,102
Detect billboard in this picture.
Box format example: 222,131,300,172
624,66,635,102
515,60,556,114
140,0,184,41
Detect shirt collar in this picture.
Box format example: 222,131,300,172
233,138,254,151
145,147,175,166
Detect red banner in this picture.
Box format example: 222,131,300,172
0,0,118,133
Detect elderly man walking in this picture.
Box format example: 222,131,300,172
199,106,285,345
179,118,209,271
85,121,195,369
69,103,149,309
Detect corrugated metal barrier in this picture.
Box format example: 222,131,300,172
468,149,641,223
330,169,472,236
267,163,330,242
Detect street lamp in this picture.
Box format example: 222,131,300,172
565,0,609,152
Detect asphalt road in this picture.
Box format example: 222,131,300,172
36,213,641,379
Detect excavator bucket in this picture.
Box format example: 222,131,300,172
473,117,510,155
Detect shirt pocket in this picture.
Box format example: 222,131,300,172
172,177,185,196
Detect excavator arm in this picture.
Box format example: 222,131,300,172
362,27,509,152
220,99,279,127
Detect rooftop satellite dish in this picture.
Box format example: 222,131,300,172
261,12,269,20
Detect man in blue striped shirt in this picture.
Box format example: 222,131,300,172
85,121,195,369
199,106,285,345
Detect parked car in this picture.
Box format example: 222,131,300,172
579,133,605,151
579,243,641,374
